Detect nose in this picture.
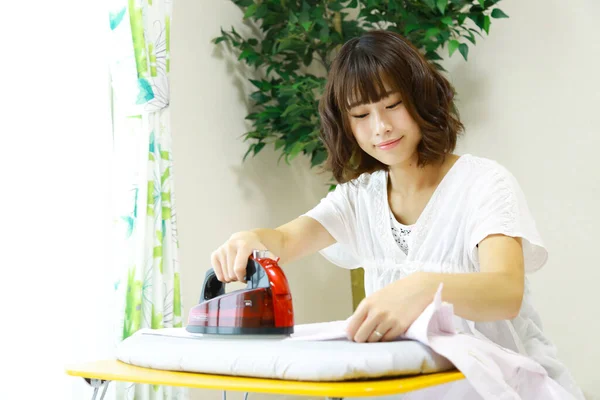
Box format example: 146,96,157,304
372,110,392,136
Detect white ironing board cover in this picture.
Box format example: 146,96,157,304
116,324,453,381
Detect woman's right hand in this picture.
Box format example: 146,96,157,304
211,231,268,283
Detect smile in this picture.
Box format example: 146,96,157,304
376,137,402,150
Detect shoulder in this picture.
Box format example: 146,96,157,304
336,169,386,197
459,154,512,178
456,154,529,213
457,154,519,190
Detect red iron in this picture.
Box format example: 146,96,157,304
186,250,294,335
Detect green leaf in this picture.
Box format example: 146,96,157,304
483,15,491,34
299,8,310,27
250,91,269,104
255,3,268,19
238,48,255,61
469,13,487,32
470,27,484,38
425,51,443,61
328,2,344,11
289,11,298,24
243,144,254,161
477,0,485,7
431,62,447,72
303,50,313,66
319,25,330,42
282,103,300,117
253,142,266,155
423,0,436,9
437,0,448,14
465,29,476,44
230,26,241,39
425,27,441,40
311,149,327,168
458,43,469,60
404,24,421,35
274,138,285,150
448,39,460,56
288,141,304,161
249,79,271,91
491,8,509,18
441,16,453,26
244,4,257,19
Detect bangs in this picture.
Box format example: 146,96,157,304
334,50,400,111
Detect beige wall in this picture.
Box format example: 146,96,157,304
170,0,599,399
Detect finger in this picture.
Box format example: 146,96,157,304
354,313,381,343
381,323,406,342
367,320,393,343
221,248,232,282
233,244,250,282
226,245,239,282
211,251,224,282
345,301,368,340
227,244,239,281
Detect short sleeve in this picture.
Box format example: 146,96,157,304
467,165,548,273
301,182,361,270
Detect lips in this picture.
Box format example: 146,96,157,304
376,137,402,150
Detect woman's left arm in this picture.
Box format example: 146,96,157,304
346,234,525,342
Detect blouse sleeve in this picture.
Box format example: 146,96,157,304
467,164,548,273
301,182,361,270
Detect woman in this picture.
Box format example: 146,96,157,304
211,30,583,399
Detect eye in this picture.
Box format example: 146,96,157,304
386,100,402,109
351,113,368,119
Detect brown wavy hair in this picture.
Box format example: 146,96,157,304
318,30,464,183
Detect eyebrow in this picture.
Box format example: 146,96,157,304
347,90,398,109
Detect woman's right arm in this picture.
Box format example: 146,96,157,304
211,216,335,282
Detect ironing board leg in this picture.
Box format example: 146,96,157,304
85,378,110,400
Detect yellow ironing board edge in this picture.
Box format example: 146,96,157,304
65,359,465,397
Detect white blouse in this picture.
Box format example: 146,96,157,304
303,154,583,398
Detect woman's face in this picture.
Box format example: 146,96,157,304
347,82,422,167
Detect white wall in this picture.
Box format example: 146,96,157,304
170,2,352,399
446,0,600,397
170,0,599,399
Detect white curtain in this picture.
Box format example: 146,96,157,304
108,0,187,399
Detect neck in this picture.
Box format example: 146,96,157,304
387,153,455,197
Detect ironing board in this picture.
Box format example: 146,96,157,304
65,359,465,400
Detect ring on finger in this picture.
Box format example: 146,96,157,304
368,328,385,342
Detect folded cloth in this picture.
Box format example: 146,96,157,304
361,284,577,399
291,283,577,399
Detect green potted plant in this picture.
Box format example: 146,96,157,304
214,0,508,308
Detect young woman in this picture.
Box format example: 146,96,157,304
211,30,583,398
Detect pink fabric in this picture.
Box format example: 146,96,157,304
289,284,577,399
400,283,576,399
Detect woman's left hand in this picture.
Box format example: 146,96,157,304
345,272,434,342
